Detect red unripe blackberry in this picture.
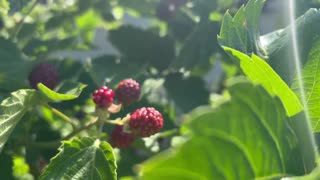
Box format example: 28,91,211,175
110,125,135,148
28,63,60,89
93,86,114,107
115,79,141,106
128,107,164,137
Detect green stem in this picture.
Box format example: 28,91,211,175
97,121,105,138
48,105,77,129
103,118,124,125
27,141,60,149
11,0,40,40
103,114,130,126
158,129,180,138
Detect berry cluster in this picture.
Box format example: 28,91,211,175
92,79,141,108
110,107,164,148
92,79,164,149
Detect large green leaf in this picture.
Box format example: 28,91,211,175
223,47,302,117
139,81,298,179
261,9,320,83
0,37,33,91
40,137,117,180
108,26,175,71
172,22,219,70
164,73,209,113
218,0,266,57
291,38,320,132
88,56,143,87
37,81,87,102
0,89,37,153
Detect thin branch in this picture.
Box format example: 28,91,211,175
49,106,77,129
62,117,99,140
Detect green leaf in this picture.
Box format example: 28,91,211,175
261,9,320,83
40,137,117,180
262,9,320,59
37,81,87,102
164,73,209,113
140,81,298,179
223,47,302,117
0,89,37,153
291,38,320,132
218,0,266,57
88,56,143,87
109,26,175,71
0,37,33,91
9,0,29,14
0,153,14,179
172,22,219,70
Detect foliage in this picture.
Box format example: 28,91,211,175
1,0,320,179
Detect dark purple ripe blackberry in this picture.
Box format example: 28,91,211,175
115,79,141,106
28,63,60,89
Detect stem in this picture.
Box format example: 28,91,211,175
158,129,179,138
48,105,77,129
27,141,61,149
97,121,105,138
11,0,40,40
62,117,99,140
104,118,125,125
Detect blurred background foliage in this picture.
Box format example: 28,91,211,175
0,0,320,179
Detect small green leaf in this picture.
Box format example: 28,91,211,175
218,0,266,57
223,47,302,117
291,38,320,132
40,137,117,180
37,81,87,102
139,81,298,179
0,89,37,153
